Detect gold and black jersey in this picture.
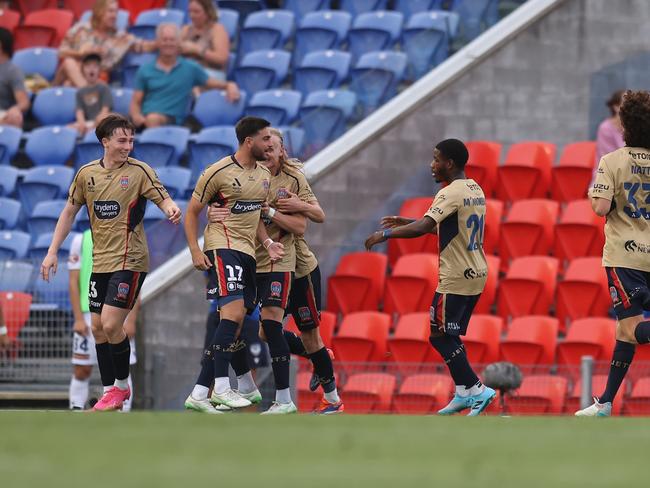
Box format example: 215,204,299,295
68,157,169,273
295,235,318,279
589,147,650,272
425,178,488,295
193,155,271,258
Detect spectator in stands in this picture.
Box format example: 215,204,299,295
180,0,230,81
596,90,625,161
130,23,239,129
0,27,29,128
56,0,154,88
0,301,8,350
71,54,113,135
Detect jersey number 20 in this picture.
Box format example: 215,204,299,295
466,214,485,251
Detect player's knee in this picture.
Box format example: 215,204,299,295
616,319,641,343
300,328,323,353
261,320,289,356
74,365,92,380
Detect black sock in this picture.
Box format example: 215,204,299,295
95,342,115,387
600,340,635,403
634,321,650,344
429,335,479,388
309,346,336,393
230,339,250,377
212,319,240,378
262,319,291,390
111,337,131,381
196,344,216,388
284,330,308,357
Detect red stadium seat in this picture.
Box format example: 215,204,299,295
331,311,390,364
551,141,597,202
463,314,504,365
465,140,501,198
0,9,20,32
327,252,387,315
383,253,438,317
496,142,555,202
341,373,396,413
556,258,610,329
15,0,57,17
392,374,453,414
554,200,605,262
497,257,559,319
474,255,500,314
499,199,559,267
0,292,32,341
507,375,568,414
296,371,320,412
565,375,626,415
13,24,56,50
483,199,503,255
623,378,650,415
387,312,441,375
62,0,96,20
24,9,74,46
284,310,336,348
387,197,438,266
119,0,167,24
500,316,558,371
557,317,615,367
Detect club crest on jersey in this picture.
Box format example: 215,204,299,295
120,176,129,190
116,282,130,301
263,179,270,191
276,188,288,199
270,281,282,298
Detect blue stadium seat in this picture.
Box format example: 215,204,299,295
485,0,501,27
111,87,133,115
143,202,167,231
25,126,77,166
451,0,491,41
299,90,356,157
80,9,130,31
294,50,351,97
234,50,291,95
74,130,103,169
339,0,388,16
189,126,238,186
294,11,352,68
28,231,76,261
74,208,90,232
348,11,403,62
12,47,59,80
0,261,34,293
33,259,70,309
27,200,67,239
394,0,444,17
284,0,331,18
120,52,156,88
238,10,295,59
18,166,74,216
155,167,191,200
0,230,31,259
0,166,19,197
0,125,22,165
219,8,240,42
145,200,189,269
403,11,450,80
217,1,262,25
245,90,302,126
434,10,460,39
130,8,185,39
351,51,407,116
0,197,21,230
32,87,77,126
276,126,306,159
192,89,248,127
134,126,190,167
227,52,237,79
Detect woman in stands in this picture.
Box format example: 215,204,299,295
180,0,230,81
596,90,625,161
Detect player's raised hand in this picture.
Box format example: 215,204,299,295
381,215,412,229
275,191,304,213
40,253,58,282
364,231,386,251
165,202,182,224
190,249,212,271
207,203,230,223
266,241,285,262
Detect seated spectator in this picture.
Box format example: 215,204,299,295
0,27,29,128
180,0,230,81
71,54,112,135
56,0,154,88
596,90,625,161
129,23,239,129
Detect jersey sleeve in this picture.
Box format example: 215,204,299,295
68,169,86,205
588,156,615,201
295,171,317,203
192,166,221,204
67,233,83,271
425,187,460,224
140,165,169,205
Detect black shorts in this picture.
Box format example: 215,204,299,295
606,267,650,320
430,292,481,336
88,270,146,314
206,249,257,312
256,271,292,309
287,266,322,331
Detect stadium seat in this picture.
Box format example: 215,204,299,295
387,312,441,375
482,199,502,256
383,253,438,317
130,8,184,38
387,196,437,266
395,0,444,17
351,51,407,116
496,142,555,202
245,89,302,126
402,10,450,81
500,316,559,371
74,130,103,168
276,126,305,158
33,260,70,309
565,375,625,415
234,49,291,95
217,0,262,23
499,199,559,266
348,11,403,62
238,9,294,58
0,125,22,165
17,166,74,215
554,199,605,262
556,318,615,375
28,231,76,260
63,0,96,20
296,370,321,412
0,230,31,259
154,167,191,200
294,50,351,97
111,87,133,115
27,199,67,238
326,251,387,315
0,9,20,33
0,261,34,293
0,166,19,197
299,89,356,156
23,8,73,45
556,257,610,328
0,198,21,230
294,11,352,68
120,52,156,88
551,141,597,202
192,89,248,127
623,378,650,416
339,0,388,16
507,375,568,415
12,47,59,80
134,126,190,167
0,291,32,340
80,8,130,31
463,314,503,365
465,140,501,198
474,254,500,314
13,25,56,50
74,209,90,232
25,126,77,166
218,8,239,42
32,87,77,126
285,310,336,348
393,373,453,414
331,311,390,363
143,202,166,231
451,0,491,42
340,372,395,413
188,126,238,185
283,0,330,19
497,256,559,319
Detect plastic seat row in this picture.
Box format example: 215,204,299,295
0,8,72,50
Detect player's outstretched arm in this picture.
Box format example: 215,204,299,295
184,198,212,271
257,219,285,262
157,198,182,224
365,216,437,251
275,192,325,223
591,196,613,217
41,201,81,282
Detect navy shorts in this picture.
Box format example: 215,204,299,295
256,271,292,309
89,270,146,314
287,266,322,331
606,267,650,320
206,249,257,312
430,292,481,336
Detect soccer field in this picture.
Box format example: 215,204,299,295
0,412,647,488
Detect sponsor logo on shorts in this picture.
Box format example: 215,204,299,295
270,281,282,298
93,200,120,219
610,286,620,305
207,287,218,295
120,176,129,190
446,322,461,331
90,300,101,309
298,306,312,322
116,282,130,301
231,200,263,214
227,282,237,292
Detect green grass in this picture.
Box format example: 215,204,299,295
0,412,648,488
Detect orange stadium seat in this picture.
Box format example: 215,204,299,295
565,375,626,415
13,24,56,50
497,257,559,319
0,9,20,32
496,141,555,202
341,372,396,413
383,253,438,317
500,316,559,371
499,199,559,267
556,318,615,379
284,310,336,349
24,9,74,46
554,199,605,262
474,254,500,314
483,199,503,255
387,197,437,266
623,377,650,416
556,258,610,328
507,375,568,415
465,140,501,198
296,371,320,412
15,0,57,17
327,251,387,315
387,312,441,375
0,291,32,341
331,311,390,364
392,374,454,414
551,141,597,202
463,314,504,365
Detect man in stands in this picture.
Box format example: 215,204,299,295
0,27,29,128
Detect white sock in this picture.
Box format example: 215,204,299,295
103,386,112,393
468,382,485,396
214,377,230,394
122,376,134,412
192,385,209,400
324,388,340,404
237,372,257,394
114,377,129,390
69,377,90,409
276,388,292,404
456,385,471,397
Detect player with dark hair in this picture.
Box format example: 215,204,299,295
365,138,496,416
576,90,650,416
41,113,181,411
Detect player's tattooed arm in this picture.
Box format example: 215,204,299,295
185,198,213,271
158,198,182,224
365,216,437,251
257,219,285,262
274,192,326,223
41,201,82,282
